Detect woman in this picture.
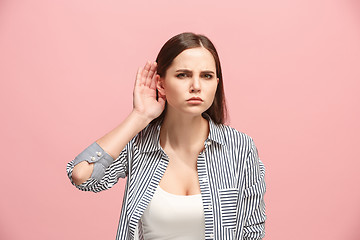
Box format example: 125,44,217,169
66,32,266,240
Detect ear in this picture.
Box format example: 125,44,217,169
217,77,219,84
156,75,166,95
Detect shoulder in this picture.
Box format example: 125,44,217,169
216,123,255,152
129,120,160,151
137,120,159,140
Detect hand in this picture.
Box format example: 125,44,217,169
132,61,166,121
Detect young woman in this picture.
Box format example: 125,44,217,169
66,32,266,240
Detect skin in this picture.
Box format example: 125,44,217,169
155,47,219,195
71,47,219,195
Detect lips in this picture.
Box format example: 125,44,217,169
187,97,203,101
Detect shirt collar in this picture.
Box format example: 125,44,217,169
139,112,226,154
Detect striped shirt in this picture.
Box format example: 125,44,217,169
66,112,266,240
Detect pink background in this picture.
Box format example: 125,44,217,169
1,0,359,239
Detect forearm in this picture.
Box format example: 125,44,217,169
95,110,151,159
72,110,151,185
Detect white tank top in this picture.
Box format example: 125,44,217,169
140,184,205,240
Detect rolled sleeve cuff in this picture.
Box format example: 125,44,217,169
73,141,114,181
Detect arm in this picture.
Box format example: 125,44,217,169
70,111,150,185
66,61,166,192
241,138,267,239
66,110,150,192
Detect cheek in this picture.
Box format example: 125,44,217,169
164,82,184,96
206,82,218,96
163,85,182,104
164,85,175,97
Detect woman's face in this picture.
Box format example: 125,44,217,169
157,47,219,117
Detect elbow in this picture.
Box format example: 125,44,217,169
71,161,93,186
71,172,88,186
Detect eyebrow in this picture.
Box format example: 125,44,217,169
175,69,215,74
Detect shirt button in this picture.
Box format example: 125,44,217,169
90,156,96,161
201,178,208,182
209,233,214,238
207,205,212,210
96,151,102,157
206,141,211,146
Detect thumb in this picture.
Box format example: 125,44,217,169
158,94,166,106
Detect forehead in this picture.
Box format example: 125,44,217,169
170,47,216,70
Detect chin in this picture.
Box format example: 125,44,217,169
181,107,209,116
167,102,210,117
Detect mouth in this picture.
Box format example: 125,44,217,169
187,97,203,101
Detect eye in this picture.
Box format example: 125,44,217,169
176,73,188,78
203,74,213,79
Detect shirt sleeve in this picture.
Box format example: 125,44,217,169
241,138,267,239
66,139,133,193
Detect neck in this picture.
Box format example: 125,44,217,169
159,109,209,152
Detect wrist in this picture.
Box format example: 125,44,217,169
129,110,153,125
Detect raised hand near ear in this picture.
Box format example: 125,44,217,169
132,61,166,121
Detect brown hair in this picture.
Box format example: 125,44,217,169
151,32,228,125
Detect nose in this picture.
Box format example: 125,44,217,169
190,77,201,93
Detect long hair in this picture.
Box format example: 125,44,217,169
150,32,228,125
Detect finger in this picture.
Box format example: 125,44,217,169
149,62,157,78
135,66,143,86
150,71,158,90
158,92,166,105
141,61,151,83
146,62,157,87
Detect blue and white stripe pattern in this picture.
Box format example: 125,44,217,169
66,112,266,240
